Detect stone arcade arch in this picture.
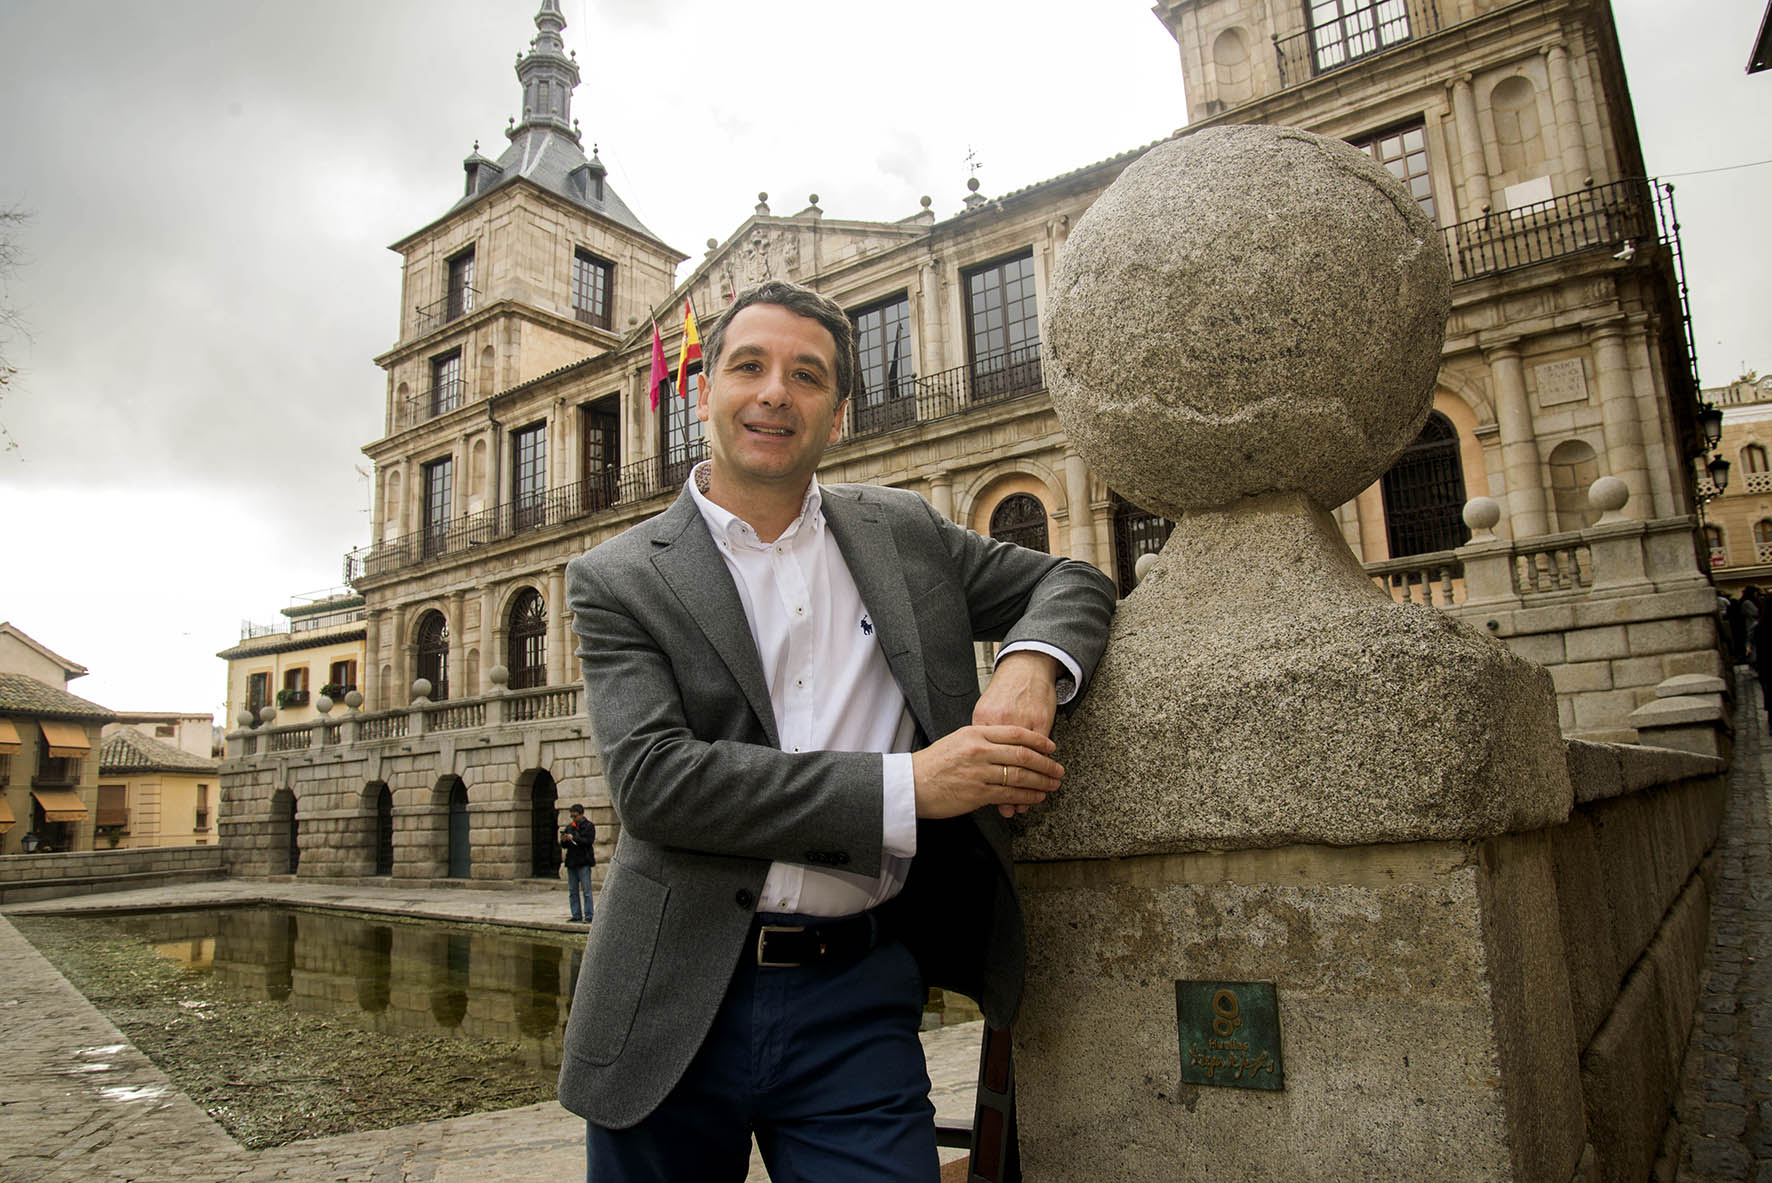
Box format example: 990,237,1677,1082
519,768,562,879
269,787,299,875
443,777,471,879
365,782,394,876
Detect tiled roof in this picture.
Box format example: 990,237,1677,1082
99,727,218,774
0,672,116,721
450,129,670,249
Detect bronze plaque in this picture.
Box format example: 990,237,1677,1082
1175,980,1284,1091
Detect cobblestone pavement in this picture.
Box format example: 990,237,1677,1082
0,881,977,1182
1673,669,1772,1182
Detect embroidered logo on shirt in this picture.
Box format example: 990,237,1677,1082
860,614,873,636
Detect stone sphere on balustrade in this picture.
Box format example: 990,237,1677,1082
411,678,432,702
258,706,276,725
1588,475,1630,516
1462,496,1502,534
344,689,364,710
235,711,254,729
314,695,333,715
489,665,510,688
1042,124,1452,519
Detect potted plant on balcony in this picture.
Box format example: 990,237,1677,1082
276,687,309,708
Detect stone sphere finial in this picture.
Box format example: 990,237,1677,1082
489,665,510,688
411,678,432,702
1462,497,1502,539
235,711,254,729
920,195,932,209
967,177,980,193
1044,125,1451,519
258,706,277,725
315,694,334,715
1588,475,1630,523
1133,552,1160,584
343,689,364,710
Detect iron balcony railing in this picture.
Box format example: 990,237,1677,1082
396,379,467,430
413,285,480,337
1440,179,1656,283
345,346,1047,585
1275,0,1440,88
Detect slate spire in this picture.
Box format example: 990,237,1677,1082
509,0,582,145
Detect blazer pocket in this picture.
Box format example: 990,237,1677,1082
572,862,669,1067
913,582,980,697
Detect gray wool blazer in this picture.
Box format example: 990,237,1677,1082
555,482,1115,1130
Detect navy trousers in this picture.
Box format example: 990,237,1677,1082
586,919,937,1182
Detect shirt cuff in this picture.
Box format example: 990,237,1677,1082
995,641,1083,704
882,753,918,859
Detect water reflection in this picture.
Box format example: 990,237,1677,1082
108,907,582,1087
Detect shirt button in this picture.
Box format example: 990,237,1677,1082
796,606,804,615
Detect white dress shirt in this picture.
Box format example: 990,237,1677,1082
688,464,1080,917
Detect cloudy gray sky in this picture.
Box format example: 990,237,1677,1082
0,0,1766,720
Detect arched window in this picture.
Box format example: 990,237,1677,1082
1379,412,1469,557
1742,444,1768,474
508,589,548,690
1111,493,1175,597
1547,439,1601,532
990,492,1049,553
416,610,450,701
1755,519,1772,554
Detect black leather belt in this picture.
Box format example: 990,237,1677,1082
751,912,878,968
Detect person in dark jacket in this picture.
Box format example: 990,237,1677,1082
560,803,596,922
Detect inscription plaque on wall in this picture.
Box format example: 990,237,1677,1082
1175,980,1284,1091
1535,358,1590,407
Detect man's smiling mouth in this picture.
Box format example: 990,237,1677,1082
745,424,795,436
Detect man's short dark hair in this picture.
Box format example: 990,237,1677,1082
703,280,858,405
569,803,585,814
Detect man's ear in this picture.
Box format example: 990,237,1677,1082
696,372,713,423
827,399,847,444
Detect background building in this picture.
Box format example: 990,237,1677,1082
1697,372,1772,590
0,624,114,854
218,590,367,728
96,727,219,848
223,0,1721,881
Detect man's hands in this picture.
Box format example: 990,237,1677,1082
910,651,1065,820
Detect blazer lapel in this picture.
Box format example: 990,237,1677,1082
649,491,780,748
822,489,935,741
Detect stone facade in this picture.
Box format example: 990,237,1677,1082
1697,373,1772,591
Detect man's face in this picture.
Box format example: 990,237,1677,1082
570,810,584,823
698,303,846,496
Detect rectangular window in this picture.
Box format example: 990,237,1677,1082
572,250,614,329
154,724,175,737
656,366,706,488
278,667,309,708
431,350,463,417
247,672,270,715
964,252,1042,401
446,248,476,321
1309,0,1413,74
422,456,454,558
580,396,620,510
850,294,915,435
195,783,209,831
327,660,358,693
1349,123,1436,223
511,421,548,531
96,785,128,829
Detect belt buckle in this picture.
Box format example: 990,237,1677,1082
756,923,806,968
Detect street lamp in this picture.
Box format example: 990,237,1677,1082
1708,452,1732,493
1700,403,1724,450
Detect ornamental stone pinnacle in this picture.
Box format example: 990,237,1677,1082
1023,124,1571,857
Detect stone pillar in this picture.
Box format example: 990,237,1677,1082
446,590,466,699
1589,322,1651,517
480,586,501,694
1544,45,1591,188
929,474,955,522
389,603,408,711
1489,343,1550,538
1063,450,1097,566
1450,76,1493,220
548,566,569,687
1023,125,1581,1182
363,609,382,710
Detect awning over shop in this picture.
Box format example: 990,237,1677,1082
0,717,19,756
39,719,90,759
0,795,14,833
32,789,89,823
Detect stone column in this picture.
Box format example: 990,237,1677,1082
1590,322,1650,517
1063,450,1097,565
1450,75,1493,220
446,590,467,699
480,586,501,690
1544,45,1591,188
363,610,382,709
1489,343,1550,538
389,603,408,709
928,474,955,522
548,566,569,686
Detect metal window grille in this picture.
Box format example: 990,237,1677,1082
416,611,450,701
1112,496,1176,596
507,589,548,690
990,493,1050,554
1380,412,1469,557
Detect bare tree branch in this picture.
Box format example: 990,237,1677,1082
0,206,29,454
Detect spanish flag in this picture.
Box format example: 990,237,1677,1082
676,299,703,397
648,319,669,411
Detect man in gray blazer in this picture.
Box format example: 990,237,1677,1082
560,279,1114,1181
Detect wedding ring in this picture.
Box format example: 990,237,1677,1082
1002,765,1010,787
